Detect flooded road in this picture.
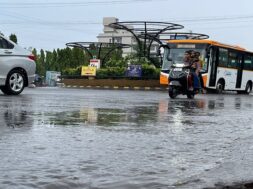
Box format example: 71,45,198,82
1,87,253,189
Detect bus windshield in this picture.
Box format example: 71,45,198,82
162,46,207,71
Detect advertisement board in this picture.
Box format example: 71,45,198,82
126,65,142,77
81,66,96,76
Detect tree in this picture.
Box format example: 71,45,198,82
72,47,85,68
9,34,18,44
32,48,37,59
38,49,46,76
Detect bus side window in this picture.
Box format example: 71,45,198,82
218,48,228,67
244,55,252,70
228,52,237,68
251,56,253,70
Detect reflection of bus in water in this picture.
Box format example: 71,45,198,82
160,39,253,94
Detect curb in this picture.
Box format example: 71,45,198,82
62,85,168,91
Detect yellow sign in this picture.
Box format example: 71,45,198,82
81,66,96,76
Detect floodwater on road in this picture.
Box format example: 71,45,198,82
1,87,253,189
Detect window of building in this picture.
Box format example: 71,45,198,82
150,45,157,52
112,37,122,44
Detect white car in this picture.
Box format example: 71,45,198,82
0,34,36,95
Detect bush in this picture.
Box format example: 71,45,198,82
104,59,127,68
96,67,126,79
62,67,81,76
61,64,160,80
96,65,160,79
141,64,160,79
96,69,108,79
124,55,151,65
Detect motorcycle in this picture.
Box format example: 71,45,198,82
168,64,199,99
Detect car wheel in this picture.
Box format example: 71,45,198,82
1,70,25,95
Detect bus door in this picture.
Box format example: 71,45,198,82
235,53,243,88
208,47,218,87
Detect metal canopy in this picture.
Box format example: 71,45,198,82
140,32,210,45
66,42,130,67
109,21,184,33
109,21,184,60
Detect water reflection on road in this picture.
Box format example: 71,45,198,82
1,88,253,189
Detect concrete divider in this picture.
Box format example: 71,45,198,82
62,78,168,91
62,85,168,91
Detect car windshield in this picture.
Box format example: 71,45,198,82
162,47,207,70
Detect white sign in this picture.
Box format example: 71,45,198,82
177,44,196,49
89,59,101,69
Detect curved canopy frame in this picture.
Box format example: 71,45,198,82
140,32,209,45
66,42,131,67
109,21,184,60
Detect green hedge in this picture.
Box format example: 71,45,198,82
62,67,81,75
62,65,160,79
141,64,160,79
96,67,126,79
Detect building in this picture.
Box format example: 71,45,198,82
97,17,159,57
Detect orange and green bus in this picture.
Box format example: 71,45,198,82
160,39,253,94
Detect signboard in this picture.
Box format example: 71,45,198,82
177,44,196,49
81,66,96,76
126,65,142,77
89,59,101,69
170,35,188,40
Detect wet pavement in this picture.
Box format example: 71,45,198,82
1,87,253,189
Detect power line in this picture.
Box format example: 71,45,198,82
0,0,167,8
193,24,253,30
0,21,101,25
2,14,253,27
172,15,253,23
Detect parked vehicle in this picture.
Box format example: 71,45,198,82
0,34,36,95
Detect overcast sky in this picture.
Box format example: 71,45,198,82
1,0,253,51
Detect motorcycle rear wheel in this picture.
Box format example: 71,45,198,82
187,92,195,99
169,87,177,99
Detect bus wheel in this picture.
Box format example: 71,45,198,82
245,82,252,94
216,80,224,94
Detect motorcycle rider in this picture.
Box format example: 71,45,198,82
183,50,193,66
191,51,201,90
183,50,194,90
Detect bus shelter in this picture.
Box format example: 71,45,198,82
108,21,184,62
66,42,131,68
